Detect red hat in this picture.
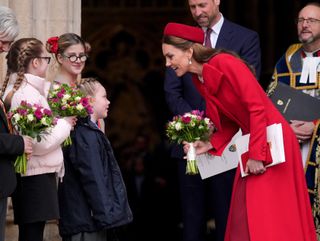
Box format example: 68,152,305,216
163,23,204,44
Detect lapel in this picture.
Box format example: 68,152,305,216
0,99,9,131
215,19,232,49
201,62,244,129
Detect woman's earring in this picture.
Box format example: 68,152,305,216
188,59,192,65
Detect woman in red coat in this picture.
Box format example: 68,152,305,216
162,22,316,241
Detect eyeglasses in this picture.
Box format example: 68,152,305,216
296,18,320,25
36,56,51,64
62,54,88,63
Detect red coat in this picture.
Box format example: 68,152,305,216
192,53,316,241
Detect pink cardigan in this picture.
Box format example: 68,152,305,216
9,74,72,178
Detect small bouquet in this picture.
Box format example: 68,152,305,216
48,83,93,146
8,101,57,174
166,110,214,175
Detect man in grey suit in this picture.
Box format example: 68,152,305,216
164,1,261,241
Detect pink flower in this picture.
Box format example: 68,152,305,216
182,116,191,123
20,100,27,106
17,109,27,116
80,97,89,106
43,109,52,116
34,108,43,120
86,106,93,114
57,92,64,98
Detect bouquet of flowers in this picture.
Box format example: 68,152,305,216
166,110,214,175
48,83,93,146
8,101,57,174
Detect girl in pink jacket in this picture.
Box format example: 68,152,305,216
1,38,76,241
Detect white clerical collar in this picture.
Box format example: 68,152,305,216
300,56,320,83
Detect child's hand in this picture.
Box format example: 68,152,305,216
64,116,77,129
22,136,33,155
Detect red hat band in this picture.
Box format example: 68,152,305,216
163,23,204,44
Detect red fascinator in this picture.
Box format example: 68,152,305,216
163,23,204,44
46,36,59,54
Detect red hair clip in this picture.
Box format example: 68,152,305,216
47,36,59,54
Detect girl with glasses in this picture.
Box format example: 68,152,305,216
46,33,89,87
0,38,76,241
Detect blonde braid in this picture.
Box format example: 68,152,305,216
4,39,39,108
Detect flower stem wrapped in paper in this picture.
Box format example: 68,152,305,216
166,110,214,175
48,83,93,146
8,101,57,174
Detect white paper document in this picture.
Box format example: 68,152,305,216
197,131,241,179
235,123,286,177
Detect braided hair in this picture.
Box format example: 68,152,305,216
77,77,99,97
0,38,43,107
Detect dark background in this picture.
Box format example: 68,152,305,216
80,1,315,240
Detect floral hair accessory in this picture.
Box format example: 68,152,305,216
47,36,59,54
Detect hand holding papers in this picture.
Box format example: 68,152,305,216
235,123,286,177
196,131,241,179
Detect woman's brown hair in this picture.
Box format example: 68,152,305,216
162,35,255,75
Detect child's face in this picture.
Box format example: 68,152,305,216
58,43,86,76
35,48,50,78
92,83,110,120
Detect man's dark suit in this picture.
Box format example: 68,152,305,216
0,99,24,241
164,19,261,241
0,100,24,199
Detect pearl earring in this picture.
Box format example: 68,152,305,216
188,59,192,65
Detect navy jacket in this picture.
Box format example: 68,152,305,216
164,19,261,158
58,117,133,237
0,100,24,199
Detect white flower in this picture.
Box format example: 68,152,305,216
41,117,49,126
76,104,84,111
12,113,21,122
75,96,81,102
184,113,192,117
204,118,210,124
53,84,60,90
175,122,182,130
27,114,34,122
198,125,204,129
62,94,71,102
190,121,196,127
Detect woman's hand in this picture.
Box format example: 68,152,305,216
183,140,212,155
245,159,266,175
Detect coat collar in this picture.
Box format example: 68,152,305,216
202,61,224,96
24,73,51,97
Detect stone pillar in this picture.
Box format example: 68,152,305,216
0,0,81,84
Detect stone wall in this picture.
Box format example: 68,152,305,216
0,0,81,84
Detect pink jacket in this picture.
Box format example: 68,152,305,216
9,74,72,177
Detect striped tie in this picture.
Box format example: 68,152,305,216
204,28,213,48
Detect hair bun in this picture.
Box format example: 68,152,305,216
46,36,59,54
